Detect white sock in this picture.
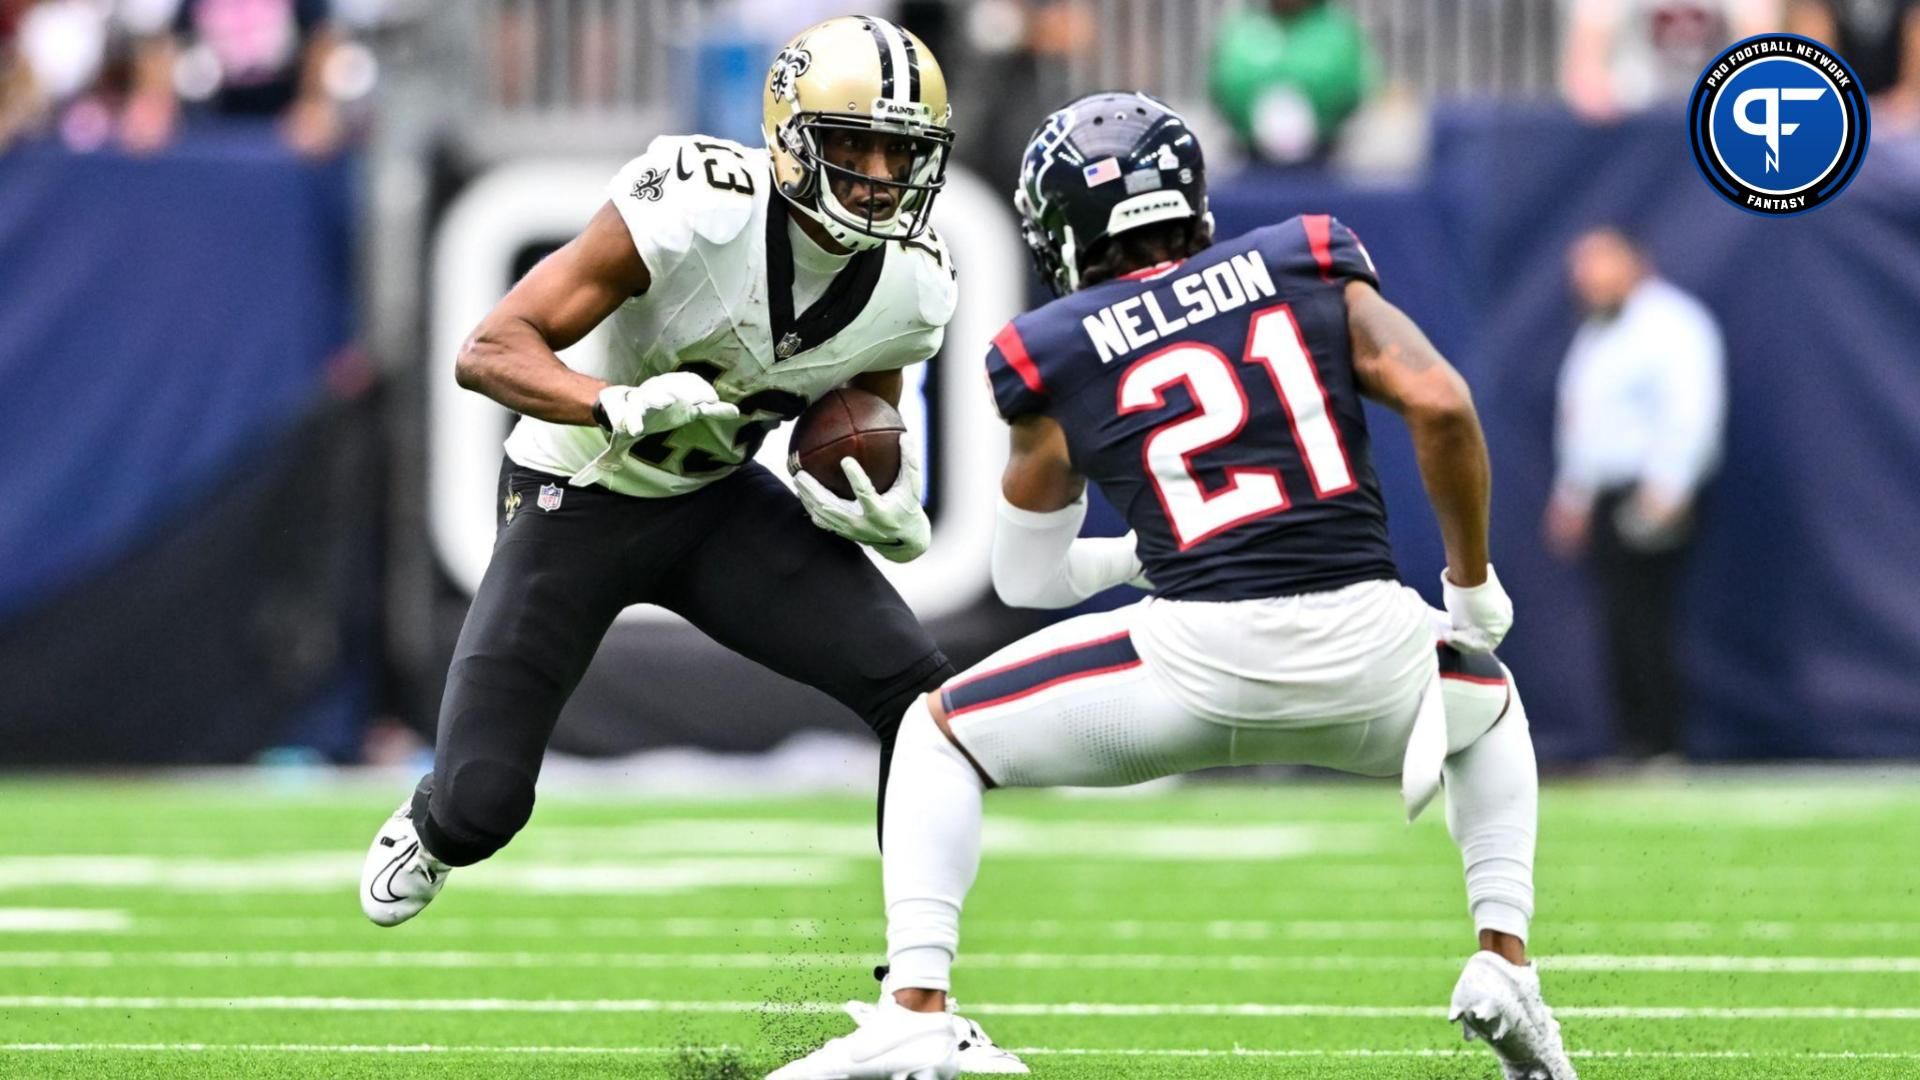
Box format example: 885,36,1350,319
882,697,986,993
1443,679,1538,942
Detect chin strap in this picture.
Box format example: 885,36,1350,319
789,191,891,252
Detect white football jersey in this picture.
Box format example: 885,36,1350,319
504,134,958,498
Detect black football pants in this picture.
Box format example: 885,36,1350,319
413,457,953,866
1588,486,1694,759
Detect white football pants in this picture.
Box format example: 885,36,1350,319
882,580,1538,993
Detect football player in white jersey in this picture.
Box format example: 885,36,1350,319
356,16,1025,1072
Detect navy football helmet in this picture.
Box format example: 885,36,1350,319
1015,91,1212,296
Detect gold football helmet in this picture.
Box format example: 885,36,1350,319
763,15,954,250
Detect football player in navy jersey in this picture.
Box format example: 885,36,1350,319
771,93,1575,1080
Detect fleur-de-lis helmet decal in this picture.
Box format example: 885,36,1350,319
769,46,811,103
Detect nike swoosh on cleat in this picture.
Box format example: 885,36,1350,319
368,841,418,905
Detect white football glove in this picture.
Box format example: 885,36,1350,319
793,439,930,563
1123,533,1155,591
1441,563,1513,654
595,371,738,438
1065,531,1153,594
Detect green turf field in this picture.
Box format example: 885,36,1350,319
0,772,1915,1078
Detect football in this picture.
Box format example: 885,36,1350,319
788,387,906,500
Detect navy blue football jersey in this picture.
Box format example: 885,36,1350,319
985,215,1399,600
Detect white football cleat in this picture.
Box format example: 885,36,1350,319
359,795,450,927
766,1000,957,1080
865,968,1029,1074
1448,951,1578,1080
846,998,1030,1075
949,1010,1029,1074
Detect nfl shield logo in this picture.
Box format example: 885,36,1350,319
537,483,564,512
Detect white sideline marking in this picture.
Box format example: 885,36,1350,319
0,909,129,933
0,821,1370,869
538,818,1377,860
4,1043,1920,1063
5,950,1920,975
3,995,1917,1020
1549,786,1914,826
0,855,847,895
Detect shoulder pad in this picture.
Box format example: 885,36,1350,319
1265,214,1380,289
984,315,1047,421
607,135,764,277
895,224,958,328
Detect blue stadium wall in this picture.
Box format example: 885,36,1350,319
1,108,1917,764
0,133,380,763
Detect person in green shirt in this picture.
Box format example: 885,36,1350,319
1209,0,1377,163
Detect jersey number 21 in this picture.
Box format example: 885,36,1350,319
1118,305,1356,549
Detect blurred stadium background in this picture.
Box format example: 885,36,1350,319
2,1,1919,1076
5,0,1917,766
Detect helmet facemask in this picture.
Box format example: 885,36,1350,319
1014,185,1079,297
780,108,954,250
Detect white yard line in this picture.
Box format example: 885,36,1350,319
1,995,1916,1020
0,855,848,895
1545,955,1920,973
111,914,1920,941
2,1044,699,1055
0,909,129,932
2,1043,1919,1062
4,950,1919,975
1023,1048,1920,1060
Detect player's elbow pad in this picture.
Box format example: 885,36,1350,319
991,495,1090,610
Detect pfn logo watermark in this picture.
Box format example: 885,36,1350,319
1688,34,1869,216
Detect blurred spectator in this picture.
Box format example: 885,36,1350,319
1208,0,1375,166
1786,0,1920,129
4,0,114,149
1546,227,1726,762
1562,0,1778,121
947,0,1092,192
0,0,36,148
1,0,178,152
124,0,345,156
